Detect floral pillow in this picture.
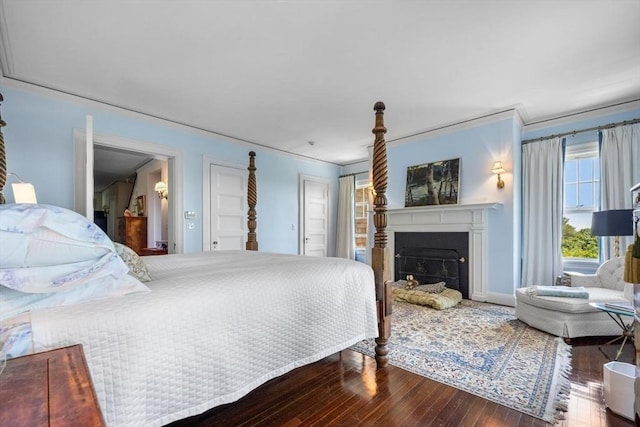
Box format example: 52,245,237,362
113,242,152,282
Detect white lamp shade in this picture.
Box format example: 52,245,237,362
12,182,37,203
154,181,167,192
491,161,505,174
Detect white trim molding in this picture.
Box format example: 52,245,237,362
387,202,501,302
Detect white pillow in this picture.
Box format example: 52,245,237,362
0,204,115,268
0,316,33,358
0,274,150,322
0,204,150,323
0,204,126,293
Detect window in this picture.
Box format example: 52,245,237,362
562,142,599,264
354,181,369,262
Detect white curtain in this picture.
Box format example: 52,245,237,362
336,175,355,259
600,123,640,259
521,137,564,286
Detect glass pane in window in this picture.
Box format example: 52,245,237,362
564,160,577,183
578,158,592,181
564,184,577,208
579,183,593,207
355,236,367,248
355,188,366,203
594,159,600,180
355,205,367,217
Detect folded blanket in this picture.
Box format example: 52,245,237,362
527,285,589,298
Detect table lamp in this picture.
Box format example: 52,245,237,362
591,209,634,257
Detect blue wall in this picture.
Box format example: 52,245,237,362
385,115,520,300
378,104,639,302
1,84,340,254
4,81,638,301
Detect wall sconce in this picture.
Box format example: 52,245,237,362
154,181,168,199
8,172,37,203
491,161,505,189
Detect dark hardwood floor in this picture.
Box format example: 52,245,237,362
169,337,636,427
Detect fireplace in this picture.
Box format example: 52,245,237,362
386,202,500,301
395,232,469,298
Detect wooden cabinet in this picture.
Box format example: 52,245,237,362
140,247,168,256
0,345,105,426
117,216,147,255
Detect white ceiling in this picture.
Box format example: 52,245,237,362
1,0,639,165
93,146,153,192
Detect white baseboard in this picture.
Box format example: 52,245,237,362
485,292,515,307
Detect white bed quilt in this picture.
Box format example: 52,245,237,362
29,251,378,426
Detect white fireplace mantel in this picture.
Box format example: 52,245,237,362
386,202,501,301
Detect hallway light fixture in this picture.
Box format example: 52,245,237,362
491,161,505,189
154,181,168,199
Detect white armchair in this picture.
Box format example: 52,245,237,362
565,257,627,291
516,257,631,339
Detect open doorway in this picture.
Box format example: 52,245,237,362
73,128,184,253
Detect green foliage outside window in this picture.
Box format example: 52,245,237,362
561,217,598,259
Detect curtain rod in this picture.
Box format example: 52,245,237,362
521,117,640,145
339,171,367,178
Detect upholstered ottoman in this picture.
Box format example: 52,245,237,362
516,257,630,339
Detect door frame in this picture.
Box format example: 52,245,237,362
202,156,247,251
73,129,184,253
298,174,331,256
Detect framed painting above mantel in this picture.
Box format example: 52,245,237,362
405,158,460,207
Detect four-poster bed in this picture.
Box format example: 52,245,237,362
0,98,392,426
241,102,391,367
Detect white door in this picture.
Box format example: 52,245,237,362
301,177,329,256
208,164,247,250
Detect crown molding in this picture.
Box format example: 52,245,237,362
522,99,640,133
382,108,520,149
0,77,341,168
0,2,14,77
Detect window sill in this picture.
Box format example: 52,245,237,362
563,258,598,274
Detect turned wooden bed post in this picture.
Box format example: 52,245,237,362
0,93,6,204
371,101,391,368
246,151,258,251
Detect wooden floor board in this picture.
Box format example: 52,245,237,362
168,336,636,427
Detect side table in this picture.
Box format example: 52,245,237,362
589,302,634,361
0,344,105,426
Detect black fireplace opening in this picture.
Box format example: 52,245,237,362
394,232,469,299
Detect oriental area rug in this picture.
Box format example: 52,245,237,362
350,300,572,422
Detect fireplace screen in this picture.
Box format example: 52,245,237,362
395,247,465,291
